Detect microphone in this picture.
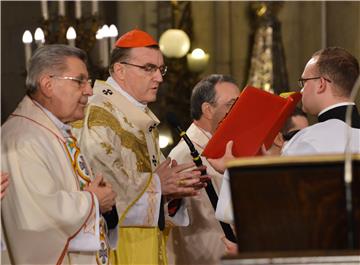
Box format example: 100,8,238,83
166,112,237,243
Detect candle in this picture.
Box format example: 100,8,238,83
187,48,210,72
22,30,33,71
58,0,65,16
101,25,110,67
41,0,49,20
34,28,45,48
108,24,118,51
95,28,104,66
75,1,81,19
92,0,99,15
66,27,76,47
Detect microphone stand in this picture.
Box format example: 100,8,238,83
344,75,360,249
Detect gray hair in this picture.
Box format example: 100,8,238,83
26,44,88,94
190,74,238,120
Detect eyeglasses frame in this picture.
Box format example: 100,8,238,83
119,61,168,77
298,76,332,88
50,75,93,88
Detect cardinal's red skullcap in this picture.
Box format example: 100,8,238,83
115,29,158,48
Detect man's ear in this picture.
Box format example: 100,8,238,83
317,77,328,94
201,102,213,119
113,62,125,80
38,75,53,98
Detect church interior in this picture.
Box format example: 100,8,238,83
1,1,360,264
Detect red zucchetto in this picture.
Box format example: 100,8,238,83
115,29,158,48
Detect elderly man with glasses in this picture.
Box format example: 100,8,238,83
73,29,207,265
1,44,118,264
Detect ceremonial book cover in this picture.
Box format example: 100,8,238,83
202,86,302,159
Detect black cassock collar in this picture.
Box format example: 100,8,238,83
318,105,360,129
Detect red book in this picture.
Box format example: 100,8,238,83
202,86,302,158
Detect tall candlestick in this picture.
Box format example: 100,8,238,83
109,24,118,51
103,37,109,67
22,30,33,71
41,0,49,20
96,28,104,66
58,0,65,16
92,0,99,15
66,27,76,47
75,1,82,19
100,25,110,67
34,28,45,48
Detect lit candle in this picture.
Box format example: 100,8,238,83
95,28,104,66
101,25,110,67
58,0,65,16
41,0,49,20
92,0,99,15
186,48,210,72
66,27,76,47
22,30,33,71
75,1,81,19
108,24,118,51
34,28,45,48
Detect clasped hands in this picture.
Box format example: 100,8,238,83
85,174,117,213
155,158,211,200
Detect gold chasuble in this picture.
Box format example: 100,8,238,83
73,80,169,265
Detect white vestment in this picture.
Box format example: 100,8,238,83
282,119,360,155
168,123,226,265
216,108,360,224
1,96,113,265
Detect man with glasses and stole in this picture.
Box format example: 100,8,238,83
73,29,207,264
1,44,117,264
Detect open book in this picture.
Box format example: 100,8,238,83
202,86,302,159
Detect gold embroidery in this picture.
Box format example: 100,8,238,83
100,142,114,154
120,168,129,179
88,105,151,172
103,101,114,112
70,119,84,129
123,116,134,128
119,172,153,224
145,178,156,225
113,158,122,170
152,128,160,154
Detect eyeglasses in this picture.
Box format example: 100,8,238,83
120,62,168,76
298,76,332,88
50,75,93,88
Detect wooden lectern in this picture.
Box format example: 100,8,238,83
222,154,360,264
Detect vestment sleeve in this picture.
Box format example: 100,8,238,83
215,170,234,224
1,137,95,237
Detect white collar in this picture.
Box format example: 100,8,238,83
33,100,72,137
106,76,147,111
318,102,355,117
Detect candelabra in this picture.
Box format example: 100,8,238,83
21,1,117,80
